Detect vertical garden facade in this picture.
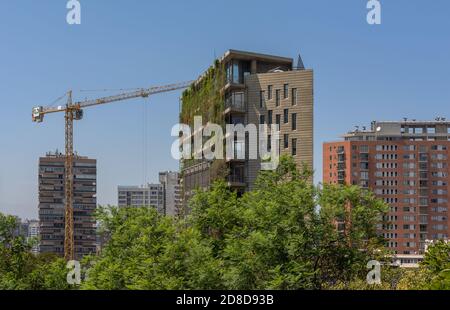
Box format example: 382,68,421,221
180,50,314,215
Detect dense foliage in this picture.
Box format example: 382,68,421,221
82,156,389,290
1,157,449,290
0,213,70,290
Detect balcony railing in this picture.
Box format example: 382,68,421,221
225,92,245,112
227,174,245,184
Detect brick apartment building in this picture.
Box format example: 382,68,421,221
323,120,450,258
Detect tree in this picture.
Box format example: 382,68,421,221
82,207,221,290
84,156,389,290
421,241,450,290
0,212,70,290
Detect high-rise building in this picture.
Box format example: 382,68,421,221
38,151,97,260
118,184,164,213
13,216,28,238
180,50,314,213
323,120,450,257
159,171,182,216
11,218,40,254
26,219,40,254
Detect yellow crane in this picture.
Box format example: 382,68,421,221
32,81,192,261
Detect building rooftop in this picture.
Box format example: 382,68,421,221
220,49,293,65
190,49,296,88
342,119,450,140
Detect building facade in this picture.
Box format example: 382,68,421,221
38,152,97,260
323,120,450,256
25,219,40,254
159,171,182,216
118,171,181,216
180,50,314,212
118,184,165,213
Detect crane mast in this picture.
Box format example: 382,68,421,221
32,81,192,261
64,91,75,261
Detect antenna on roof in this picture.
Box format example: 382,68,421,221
296,53,305,70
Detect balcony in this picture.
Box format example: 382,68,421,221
359,153,369,162
227,174,246,187
227,165,246,187
224,92,245,114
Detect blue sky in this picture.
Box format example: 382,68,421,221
0,0,449,219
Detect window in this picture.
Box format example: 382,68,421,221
283,109,289,124
283,84,289,99
284,134,289,149
226,62,232,83
259,90,265,108
259,115,265,124
427,127,436,134
292,139,297,156
403,145,416,151
276,89,280,106
225,92,244,110
360,145,369,152
268,110,273,125
431,145,447,151
292,113,297,130
268,85,273,100
232,62,240,84
419,145,427,152
360,171,369,179
292,88,297,105
276,114,281,126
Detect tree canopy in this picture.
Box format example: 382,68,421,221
1,156,448,290
82,156,390,290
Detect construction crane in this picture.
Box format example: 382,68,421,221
32,81,193,261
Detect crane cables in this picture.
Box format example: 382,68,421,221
78,87,144,93
46,92,68,109
142,96,149,208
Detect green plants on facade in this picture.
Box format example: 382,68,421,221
180,60,225,128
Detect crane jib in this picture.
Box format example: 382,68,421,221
31,80,193,261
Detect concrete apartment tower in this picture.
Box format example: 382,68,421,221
159,171,182,216
117,171,181,216
323,120,450,262
118,184,164,213
38,151,97,260
180,50,314,213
